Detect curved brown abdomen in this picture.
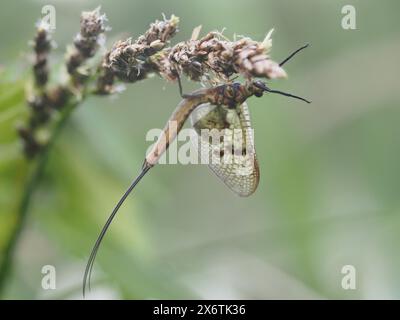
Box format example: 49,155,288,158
145,94,209,166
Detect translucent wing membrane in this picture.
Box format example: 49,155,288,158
190,102,259,197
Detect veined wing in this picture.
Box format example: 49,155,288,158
190,102,259,197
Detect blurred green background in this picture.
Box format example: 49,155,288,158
1,0,400,299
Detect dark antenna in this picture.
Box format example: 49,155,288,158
82,164,152,297
254,81,311,104
251,44,311,104
279,44,309,66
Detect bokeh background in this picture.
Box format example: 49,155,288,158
1,0,400,299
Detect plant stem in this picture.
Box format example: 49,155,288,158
0,102,77,297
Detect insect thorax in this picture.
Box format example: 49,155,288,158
210,82,263,109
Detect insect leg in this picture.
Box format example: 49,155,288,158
176,73,197,99
176,73,185,97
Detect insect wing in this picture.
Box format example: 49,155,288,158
190,102,259,197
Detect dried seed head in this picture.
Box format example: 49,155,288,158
17,125,42,158
33,21,52,55
95,52,115,94
138,14,179,45
96,15,284,96
150,49,178,82
103,15,179,84
80,7,108,38
33,58,49,87
74,7,108,58
152,29,286,84
107,38,150,82
232,37,287,79
66,48,84,74
67,7,108,77
46,86,70,109
32,21,53,87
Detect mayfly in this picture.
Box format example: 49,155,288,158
83,44,310,296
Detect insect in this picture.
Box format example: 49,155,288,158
83,44,310,296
